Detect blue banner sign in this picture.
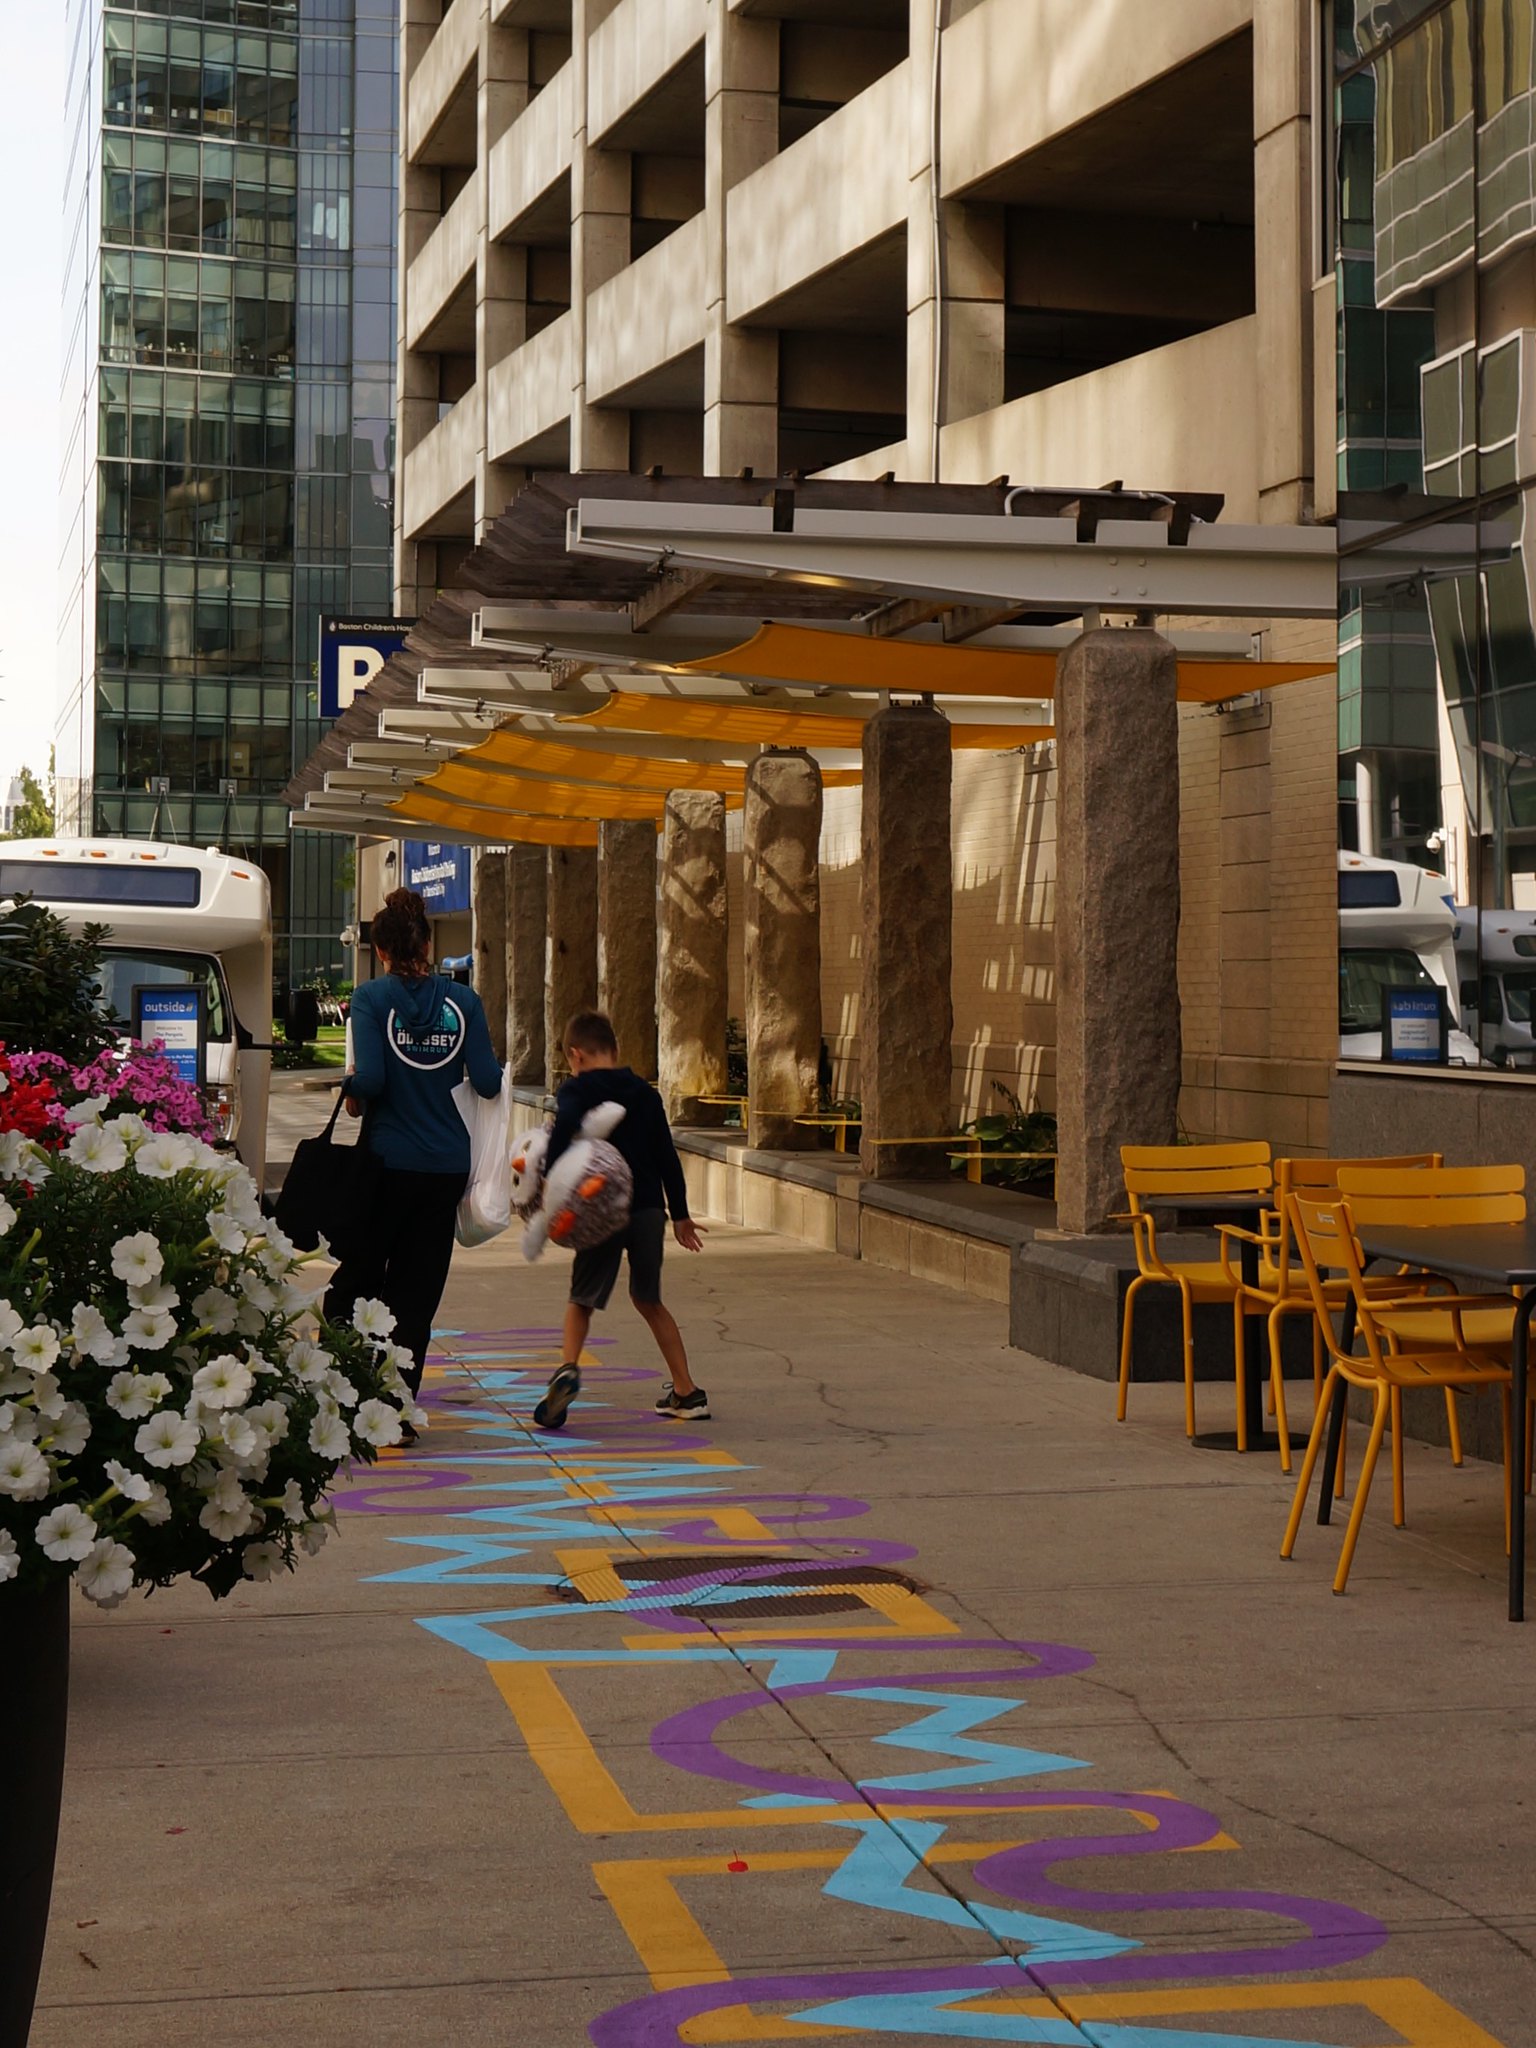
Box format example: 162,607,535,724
318,617,415,719
402,841,472,915
1381,986,1447,1064
133,984,207,1087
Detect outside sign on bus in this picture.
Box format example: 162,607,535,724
318,618,415,719
402,840,472,915
133,983,207,1088
1381,986,1448,1065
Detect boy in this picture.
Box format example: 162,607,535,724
532,1010,708,1431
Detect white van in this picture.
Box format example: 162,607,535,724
1338,850,1481,1066
0,840,273,1187
1455,908,1536,1069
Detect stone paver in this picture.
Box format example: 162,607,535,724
29,1207,1536,2046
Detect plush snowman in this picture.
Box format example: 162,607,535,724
512,1102,633,1260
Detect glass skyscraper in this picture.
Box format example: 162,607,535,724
56,0,397,989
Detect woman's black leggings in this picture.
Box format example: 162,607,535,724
324,1166,468,1395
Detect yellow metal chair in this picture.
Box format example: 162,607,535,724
1281,1191,1513,1592
1117,1142,1273,1442
1217,1154,1443,1474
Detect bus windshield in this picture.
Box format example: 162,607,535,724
1501,971,1536,1025
1339,948,1435,1034
94,949,230,1042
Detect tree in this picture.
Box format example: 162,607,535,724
4,753,55,840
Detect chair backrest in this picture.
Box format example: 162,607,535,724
1267,1155,1442,1290
1287,1191,1391,1373
1121,1141,1273,1202
1335,1162,1526,1230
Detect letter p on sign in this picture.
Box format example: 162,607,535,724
337,644,386,711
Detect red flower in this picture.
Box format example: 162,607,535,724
0,1043,61,1145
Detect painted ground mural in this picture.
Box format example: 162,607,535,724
335,1331,1507,2047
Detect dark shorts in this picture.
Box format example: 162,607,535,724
569,1208,667,1311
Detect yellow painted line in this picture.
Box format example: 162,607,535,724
555,1548,631,1604
1046,1979,1509,2046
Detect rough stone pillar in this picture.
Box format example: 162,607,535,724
859,706,953,1179
598,819,658,1080
745,751,822,1151
505,843,546,1087
544,845,598,1090
657,791,728,1125
471,851,509,1063
1055,629,1181,1234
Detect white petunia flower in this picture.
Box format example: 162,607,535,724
352,1398,403,1449
0,1302,21,1349
106,1369,170,1419
286,1338,330,1383
70,1303,118,1363
105,1112,147,1142
205,1209,246,1255
0,1402,37,1443
0,1440,50,1499
12,1325,61,1373
198,1495,254,1541
28,1373,65,1420
63,1093,111,1128
134,1133,195,1179
0,1197,16,1236
66,1122,127,1173
0,1366,34,1399
351,1298,396,1342
323,1368,359,1410
36,1501,97,1561
135,1410,202,1468
307,1411,350,1461
128,1280,180,1315
216,1408,258,1459
137,1482,172,1526
191,1286,239,1335
76,1537,136,1608
241,1540,284,1582
299,1515,333,1555
235,1301,266,1337
0,1131,49,1183
0,1529,17,1582
405,1402,429,1431
191,1355,254,1410
110,1231,164,1286
122,1307,176,1352
104,1457,153,1503
45,1403,91,1457
276,1478,306,1523
220,1179,263,1230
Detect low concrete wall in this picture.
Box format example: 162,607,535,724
1331,1064,1536,1183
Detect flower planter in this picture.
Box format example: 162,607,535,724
0,1578,69,2048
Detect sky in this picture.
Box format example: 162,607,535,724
0,9,67,798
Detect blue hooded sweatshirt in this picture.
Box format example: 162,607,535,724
344,972,501,1173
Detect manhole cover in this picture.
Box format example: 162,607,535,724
553,1553,923,1618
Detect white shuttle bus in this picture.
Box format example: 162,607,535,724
1455,908,1536,1069
1337,850,1481,1066
0,840,273,1186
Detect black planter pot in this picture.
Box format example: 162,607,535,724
0,1577,69,2048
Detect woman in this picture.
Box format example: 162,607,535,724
326,887,501,1423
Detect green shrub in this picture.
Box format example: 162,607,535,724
0,898,118,1065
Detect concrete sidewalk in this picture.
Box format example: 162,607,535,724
30,1217,1536,2045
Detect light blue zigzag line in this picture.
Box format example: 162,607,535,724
788,1991,1338,2048
850,1687,1092,1794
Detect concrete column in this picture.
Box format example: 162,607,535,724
570,0,631,471
744,751,822,1151
859,707,953,1180
475,18,530,534
544,845,598,1090
703,7,780,476
471,849,509,1063
598,819,658,1080
1054,629,1181,1234
657,791,728,1125
1253,0,1314,522
506,842,546,1086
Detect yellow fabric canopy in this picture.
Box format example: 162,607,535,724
559,692,1049,752
459,730,751,794
672,622,1334,705
420,763,684,820
388,792,602,846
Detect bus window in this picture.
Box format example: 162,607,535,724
94,949,230,1042
1482,974,1504,1023
1501,971,1536,1024
1339,947,1435,1034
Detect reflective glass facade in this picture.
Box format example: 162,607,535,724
1335,0,1536,1066
57,0,397,989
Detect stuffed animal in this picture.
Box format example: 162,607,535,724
513,1102,634,1260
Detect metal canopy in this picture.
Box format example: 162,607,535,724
285,469,1335,846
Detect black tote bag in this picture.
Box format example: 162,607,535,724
273,1089,381,1265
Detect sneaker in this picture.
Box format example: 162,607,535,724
654,1385,710,1421
533,1364,581,1431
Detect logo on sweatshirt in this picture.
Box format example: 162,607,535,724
386,998,466,1071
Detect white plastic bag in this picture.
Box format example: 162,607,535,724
451,1064,512,1247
